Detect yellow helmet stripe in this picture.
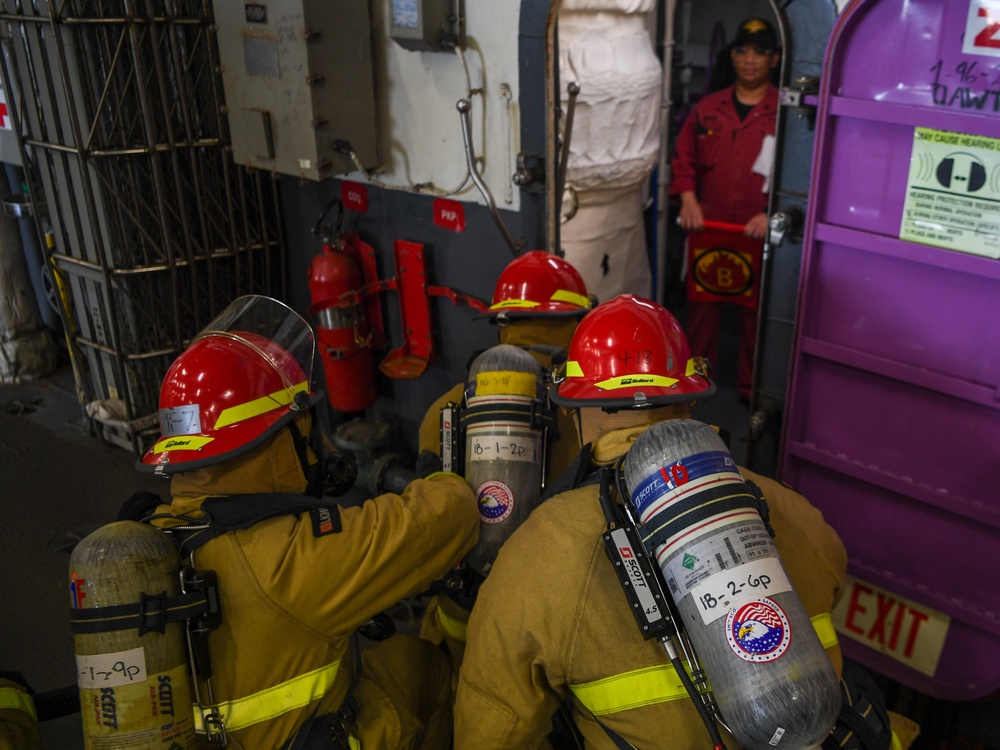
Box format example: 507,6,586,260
550,289,591,308
476,371,538,397
565,359,702,388
490,299,541,310
595,374,679,391
152,435,215,453
214,381,309,430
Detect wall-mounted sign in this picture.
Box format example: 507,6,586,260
433,198,466,233
963,0,1000,58
342,181,369,213
833,575,950,678
899,127,1000,258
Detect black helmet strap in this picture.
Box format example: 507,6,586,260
287,409,325,498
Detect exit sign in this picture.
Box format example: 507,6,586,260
833,575,950,677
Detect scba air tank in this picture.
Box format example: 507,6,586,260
462,344,547,575
622,420,840,749
69,521,196,750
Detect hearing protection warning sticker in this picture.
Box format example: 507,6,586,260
900,127,1000,258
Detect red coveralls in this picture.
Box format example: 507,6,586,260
669,84,778,397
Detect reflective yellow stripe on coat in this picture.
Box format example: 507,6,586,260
0,686,37,722
570,613,838,716
437,605,468,642
194,660,340,733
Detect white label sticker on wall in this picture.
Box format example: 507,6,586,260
964,0,1000,58
76,646,148,689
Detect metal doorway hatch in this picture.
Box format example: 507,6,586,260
779,0,1000,701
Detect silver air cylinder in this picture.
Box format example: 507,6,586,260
462,344,546,575
623,419,840,749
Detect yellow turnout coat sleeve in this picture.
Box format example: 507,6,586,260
159,420,479,749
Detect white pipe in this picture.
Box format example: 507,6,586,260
655,0,677,306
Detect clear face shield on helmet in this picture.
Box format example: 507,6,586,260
193,295,317,408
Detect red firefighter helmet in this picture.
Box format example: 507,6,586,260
552,294,715,409
488,250,592,320
138,295,322,475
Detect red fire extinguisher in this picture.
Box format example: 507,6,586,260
308,201,379,413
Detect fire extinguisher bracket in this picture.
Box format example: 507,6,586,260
371,240,489,380
309,230,489,393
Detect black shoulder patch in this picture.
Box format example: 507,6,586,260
309,506,342,537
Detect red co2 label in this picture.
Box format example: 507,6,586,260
341,181,368,212
964,0,1000,57
433,198,466,233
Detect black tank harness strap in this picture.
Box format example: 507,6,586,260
459,399,556,432
72,493,340,636
97,490,361,749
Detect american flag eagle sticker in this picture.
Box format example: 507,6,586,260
725,598,792,662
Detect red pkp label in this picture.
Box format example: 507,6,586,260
433,198,466,233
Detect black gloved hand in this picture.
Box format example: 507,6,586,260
415,450,443,478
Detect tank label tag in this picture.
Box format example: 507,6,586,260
662,520,776,598
77,647,147,689
725,598,792,662
474,372,538,397
467,431,540,463
689,557,791,625
79,662,195,745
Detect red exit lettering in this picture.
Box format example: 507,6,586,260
341,181,368,212
433,198,466,233
843,581,930,659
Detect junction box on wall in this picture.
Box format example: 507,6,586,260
388,0,462,52
212,0,380,180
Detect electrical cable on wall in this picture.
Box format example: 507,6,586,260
341,43,499,199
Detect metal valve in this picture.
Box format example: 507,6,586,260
768,205,804,247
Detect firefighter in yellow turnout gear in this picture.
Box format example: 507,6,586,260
417,251,593,672
0,675,42,750
454,295,858,749
134,296,478,749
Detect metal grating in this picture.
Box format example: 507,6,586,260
0,0,286,453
